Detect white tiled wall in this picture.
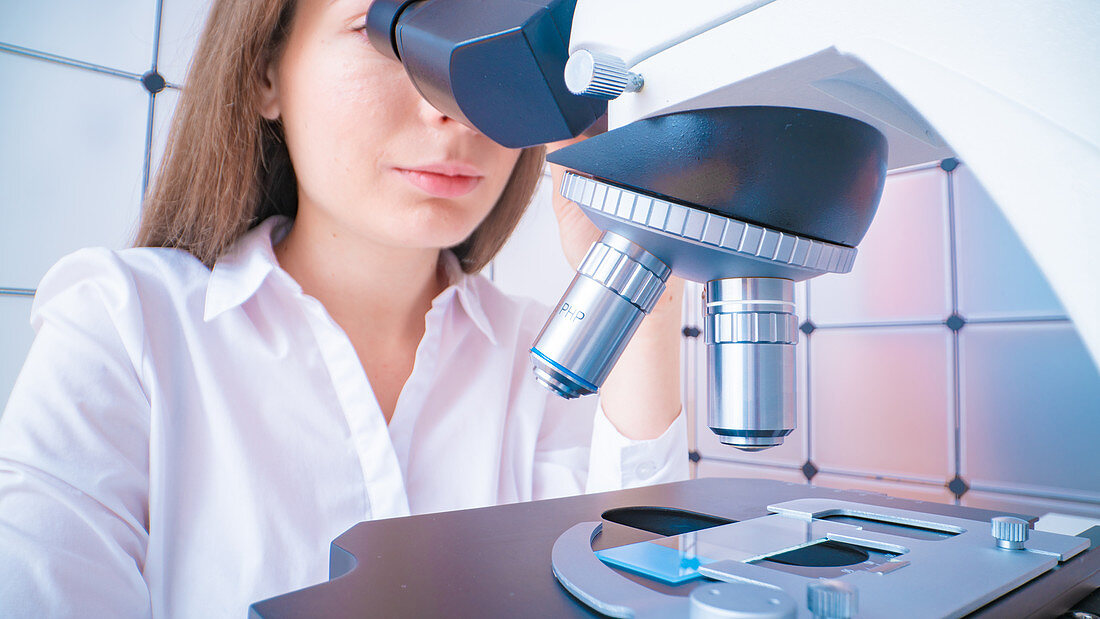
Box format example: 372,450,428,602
681,161,1100,520
2,2,176,409
809,167,951,326
809,325,954,482
3,3,1098,523
0,1,156,75
0,53,148,289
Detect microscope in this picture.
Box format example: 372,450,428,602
252,1,1100,616
366,0,1099,454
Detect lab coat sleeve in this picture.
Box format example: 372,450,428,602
584,402,689,494
0,249,152,617
531,389,688,500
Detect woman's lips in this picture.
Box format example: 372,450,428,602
395,163,483,198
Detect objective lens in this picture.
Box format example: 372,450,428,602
532,231,670,398
705,278,798,451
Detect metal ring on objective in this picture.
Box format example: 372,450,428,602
705,278,799,345
577,233,668,311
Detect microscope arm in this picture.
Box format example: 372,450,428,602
573,0,1100,365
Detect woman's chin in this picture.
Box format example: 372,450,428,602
380,222,481,253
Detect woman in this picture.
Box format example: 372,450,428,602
0,0,686,616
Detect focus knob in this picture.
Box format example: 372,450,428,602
991,516,1030,550
807,580,857,619
564,50,643,99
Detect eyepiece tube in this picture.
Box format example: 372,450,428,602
705,278,797,451
531,231,670,398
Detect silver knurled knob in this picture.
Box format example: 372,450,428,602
578,239,667,312
564,50,643,99
991,516,1030,550
807,580,858,619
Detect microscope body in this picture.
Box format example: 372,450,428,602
365,0,1100,452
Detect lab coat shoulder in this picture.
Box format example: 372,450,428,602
0,245,204,616
29,245,211,373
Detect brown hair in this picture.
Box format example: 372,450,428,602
136,0,546,274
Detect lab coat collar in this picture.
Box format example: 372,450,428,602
438,250,498,346
203,216,285,322
204,216,499,345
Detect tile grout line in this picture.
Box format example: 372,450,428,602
803,280,813,467
946,169,961,315
967,315,1070,325
812,320,947,330
812,316,1070,330
967,482,1100,506
141,93,157,199
151,0,165,71
945,164,964,505
0,42,143,82
142,0,168,200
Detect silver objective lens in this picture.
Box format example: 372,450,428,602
706,278,798,451
532,231,670,398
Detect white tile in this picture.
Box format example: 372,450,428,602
809,167,951,325
954,164,1065,320
695,457,808,485
491,171,577,309
0,295,36,412
959,322,1100,500
0,54,148,289
157,0,216,85
809,326,953,481
0,0,155,74
962,489,1100,520
811,472,954,504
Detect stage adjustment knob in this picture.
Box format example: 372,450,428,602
991,516,1030,550
807,580,857,619
564,50,643,99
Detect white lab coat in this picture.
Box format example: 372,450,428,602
0,215,688,618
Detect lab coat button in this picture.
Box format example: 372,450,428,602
635,461,657,480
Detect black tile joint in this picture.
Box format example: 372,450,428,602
799,320,816,336
688,450,701,463
801,460,819,481
682,326,701,338
948,475,970,499
142,70,166,94
940,157,960,172
945,313,966,332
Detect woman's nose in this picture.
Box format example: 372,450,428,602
417,95,476,134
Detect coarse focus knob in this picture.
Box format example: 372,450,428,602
991,516,1030,550
807,580,857,619
564,50,643,99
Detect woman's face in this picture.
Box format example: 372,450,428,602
261,0,523,251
